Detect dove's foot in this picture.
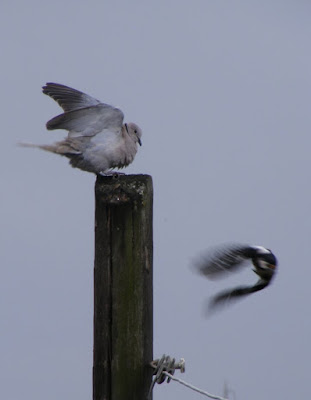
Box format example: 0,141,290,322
98,171,126,178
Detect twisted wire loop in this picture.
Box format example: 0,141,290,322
149,354,228,400
148,354,186,397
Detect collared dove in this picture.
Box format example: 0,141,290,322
195,243,278,313
21,83,142,175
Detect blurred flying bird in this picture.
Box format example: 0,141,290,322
195,243,278,313
21,83,142,174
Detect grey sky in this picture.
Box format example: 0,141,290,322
1,1,311,399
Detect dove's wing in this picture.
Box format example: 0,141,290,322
43,83,102,111
208,278,270,313
46,105,124,138
42,83,124,138
196,243,256,279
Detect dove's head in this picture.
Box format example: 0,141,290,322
125,123,142,146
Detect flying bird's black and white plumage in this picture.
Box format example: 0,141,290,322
196,243,278,313
21,83,142,175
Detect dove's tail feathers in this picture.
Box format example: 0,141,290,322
19,142,57,152
18,142,82,156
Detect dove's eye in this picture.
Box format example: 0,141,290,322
134,130,138,134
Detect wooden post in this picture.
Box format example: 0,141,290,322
93,174,153,400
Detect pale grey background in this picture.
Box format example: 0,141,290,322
1,1,310,399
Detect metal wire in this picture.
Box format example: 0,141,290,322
149,354,228,400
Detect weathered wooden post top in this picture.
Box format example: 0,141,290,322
93,174,153,400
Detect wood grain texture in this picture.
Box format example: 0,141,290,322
93,175,153,400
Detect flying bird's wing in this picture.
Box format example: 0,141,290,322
43,83,124,138
207,278,272,313
195,243,277,315
196,243,255,280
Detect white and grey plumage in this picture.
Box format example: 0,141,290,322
196,243,278,312
22,83,142,174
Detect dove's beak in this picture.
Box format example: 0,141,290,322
124,123,128,133
138,138,142,146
